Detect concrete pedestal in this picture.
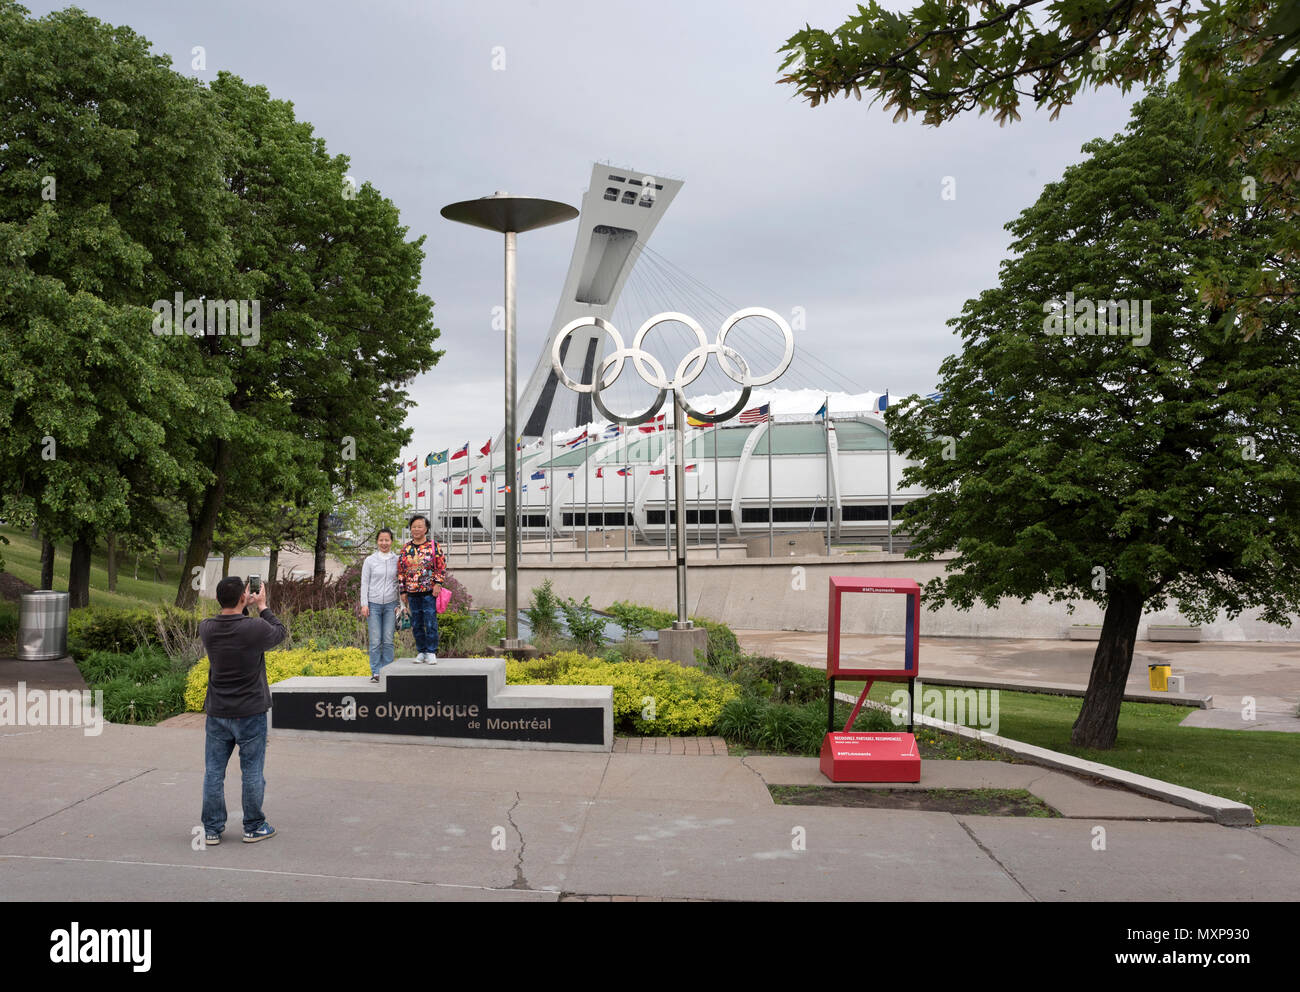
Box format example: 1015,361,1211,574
656,626,709,667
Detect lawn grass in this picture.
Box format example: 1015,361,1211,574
0,525,186,609
835,678,1298,825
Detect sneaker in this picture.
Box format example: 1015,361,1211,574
370,674,380,683
243,822,276,843
205,830,221,846
415,652,427,664
428,652,437,664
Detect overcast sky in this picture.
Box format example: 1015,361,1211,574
30,0,1144,461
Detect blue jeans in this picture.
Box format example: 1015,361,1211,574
202,712,267,835
407,593,439,655
366,600,396,674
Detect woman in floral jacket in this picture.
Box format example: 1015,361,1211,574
397,515,447,663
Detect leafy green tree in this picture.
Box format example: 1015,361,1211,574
780,1,1299,339
887,89,1300,749
168,73,437,602
0,2,234,604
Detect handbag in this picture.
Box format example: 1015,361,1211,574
396,604,412,630
435,586,452,614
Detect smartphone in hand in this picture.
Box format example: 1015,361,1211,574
249,575,262,594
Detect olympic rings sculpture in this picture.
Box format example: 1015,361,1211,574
549,308,795,426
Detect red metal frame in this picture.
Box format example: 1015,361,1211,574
826,576,920,733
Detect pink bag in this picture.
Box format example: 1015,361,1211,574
435,586,452,614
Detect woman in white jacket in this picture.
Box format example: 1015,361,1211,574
360,528,401,681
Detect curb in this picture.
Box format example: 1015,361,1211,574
896,675,1212,709
835,692,1256,826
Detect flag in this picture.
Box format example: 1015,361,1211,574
479,439,492,455
685,464,696,471
418,490,426,497
429,449,448,465
567,472,574,479
616,468,630,477
925,390,944,403
602,423,621,439
453,487,463,495
516,436,524,451
441,475,450,484
531,470,545,480
564,430,588,448
480,474,487,482
815,401,828,422
876,391,889,412
649,467,665,475
451,442,469,460
637,413,666,433
686,408,716,428
739,403,770,424
474,487,484,494
539,485,549,491
457,474,469,484
595,467,603,479
497,485,509,493
393,463,402,477
403,491,410,498
408,459,418,472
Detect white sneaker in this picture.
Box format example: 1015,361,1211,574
415,653,426,664
428,652,437,664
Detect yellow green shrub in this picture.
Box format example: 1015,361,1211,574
506,650,737,735
184,647,370,711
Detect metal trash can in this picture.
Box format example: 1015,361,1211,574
1148,663,1171,691
17,591,70,660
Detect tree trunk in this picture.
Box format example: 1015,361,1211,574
106,532,118,593
178,548,185,565
154,558,166,582
268,546,280,589
314,510,329,582
68,533,93,608
1071,585,1145,749
176,439,231,608
39,535,55,590
221,550,231,578
30,523,39,540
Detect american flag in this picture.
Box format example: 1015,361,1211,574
739,403,770,424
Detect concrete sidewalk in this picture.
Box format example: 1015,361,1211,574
2,721,1296,901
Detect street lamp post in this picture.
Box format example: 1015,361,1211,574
441,193,577,647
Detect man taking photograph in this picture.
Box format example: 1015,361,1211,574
198,575,287,845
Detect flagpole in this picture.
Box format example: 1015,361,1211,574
767,409,774,557
824,395,831,555
600,466,606,549
548,431,554,562
714,421,720,559
884,389,893,553
623,463,629,562
663,428,670,561
583,437,590,563
464,471,470,563
489,444,495,565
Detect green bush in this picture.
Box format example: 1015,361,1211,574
524,580,562,639
437,610,505,656
725,655,828,704
717,697,892,755
78,645,170,685
79,644,190,725
0,601,18,641
67,605,204,659
608,601,739,667
285,607,361,651
559,596,606,652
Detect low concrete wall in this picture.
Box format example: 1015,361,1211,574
452,554,1300,642
743,532,827,557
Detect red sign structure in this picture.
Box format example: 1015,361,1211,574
821,576,921,782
